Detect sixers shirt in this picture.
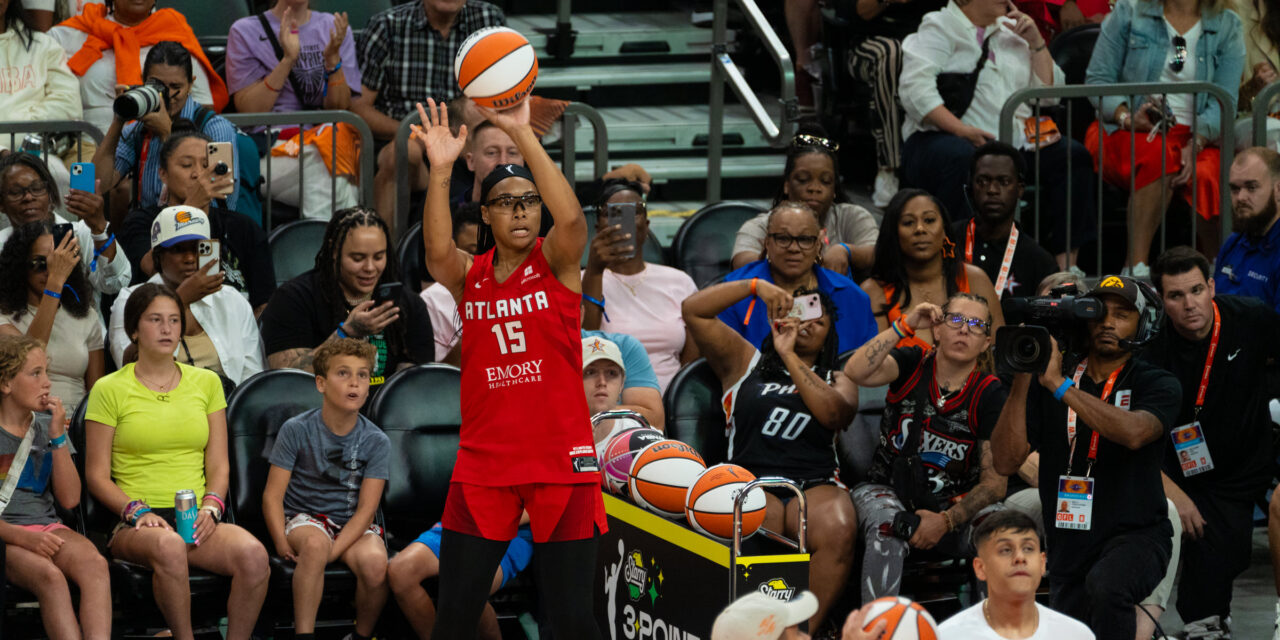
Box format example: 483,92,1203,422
458,238,598,486
867,347,1007,502
723,352,840,479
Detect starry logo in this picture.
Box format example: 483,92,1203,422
624,550,646,601
758,578,796,601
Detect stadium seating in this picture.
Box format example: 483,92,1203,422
308,0,395,32
672,201,766,288
398,221,430,290
663,358,728,466
1050,24,1104,143
269,218,327,286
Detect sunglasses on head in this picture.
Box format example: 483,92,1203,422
790,134,839,153
1170,35,1187,73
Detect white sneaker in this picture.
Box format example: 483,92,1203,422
1184,614,1230,640
873,168,898,208
1273,601,1280,640
1120,262,1150,278
1068,265,1087,279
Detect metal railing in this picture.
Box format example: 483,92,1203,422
998,82,1235,274
393,101,609,236
223,111,375,231
707,0,797,203
0,120,103,163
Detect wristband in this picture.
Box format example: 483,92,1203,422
1031,43,1046,53
582,294,610,322
42,289,61,300
129,507,152,525
199,505,222,523
202,492,225,512
263,76,281,92
91,223,110,242
90,233,115,273
743,277,759,327
942,510,956,532
325,61,343,77
49,433,68,449
335,322,349,339
891,318,906,339
1053,378,1074,401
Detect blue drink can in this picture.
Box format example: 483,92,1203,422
175,490,197,543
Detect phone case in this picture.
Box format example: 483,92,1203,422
69,163,95,193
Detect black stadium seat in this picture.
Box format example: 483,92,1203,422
399,220,430,290
269,218,327,286
663,358,728,466
672,201,766,288
1050,24,1103,143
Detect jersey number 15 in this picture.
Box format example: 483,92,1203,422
491,321,527,355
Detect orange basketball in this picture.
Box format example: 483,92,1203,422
453,26,538,110
628,440,706,518
684,464,766,541
863,596,939,640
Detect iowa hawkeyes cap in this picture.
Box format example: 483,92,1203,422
711,591,818,640
150,205,211,250
1088,274,1145,313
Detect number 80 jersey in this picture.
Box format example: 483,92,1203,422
458,239,597,486
723,351,839,480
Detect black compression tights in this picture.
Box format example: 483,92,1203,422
431,528,602,639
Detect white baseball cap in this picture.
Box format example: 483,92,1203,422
150,205,211,250
582,336,626,374
711,591,819,640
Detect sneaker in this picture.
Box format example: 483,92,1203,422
1274,601,1280,640
1184,614,1230,640
1068,265,1087,279
1120,262,1150,278
873,168,899,208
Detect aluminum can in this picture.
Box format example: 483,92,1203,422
175,490,197,543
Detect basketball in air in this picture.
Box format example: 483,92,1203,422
601,427,665,495
862,596,939,640
685,464,766,541
453,26,538,110
629,439,706,518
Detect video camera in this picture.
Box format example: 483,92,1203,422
995,283,1103,375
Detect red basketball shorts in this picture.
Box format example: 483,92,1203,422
442,481,608,543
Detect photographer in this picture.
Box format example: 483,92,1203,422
843,294,1007,602
991,275,1181,640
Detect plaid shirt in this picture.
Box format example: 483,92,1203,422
358,1,506,122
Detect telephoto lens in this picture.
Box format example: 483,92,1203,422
113,78,167,120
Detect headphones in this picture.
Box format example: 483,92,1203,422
1116,279,1165,351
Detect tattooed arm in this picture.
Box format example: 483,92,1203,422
774,318,859,429
944,441,1008,525
844,302,943,387
265,307,390,372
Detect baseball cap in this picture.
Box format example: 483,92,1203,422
150,205,211,250
582,336,626,374
711,592,819,640
1088,274,1147,313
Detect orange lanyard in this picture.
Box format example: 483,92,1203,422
1065,361,1124,476
1192,301,1221,419
964,220,1018,299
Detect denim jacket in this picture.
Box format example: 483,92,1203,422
1085,0,1244,141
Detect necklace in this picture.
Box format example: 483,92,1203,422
613,268,648,296
135,363,180,402
983,599,1039,636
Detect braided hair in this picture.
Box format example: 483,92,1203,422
314,207,407,364
754,288,841,383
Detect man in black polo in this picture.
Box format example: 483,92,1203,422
1144,246,1278,639
952,142,1060,299
991,275,1181,640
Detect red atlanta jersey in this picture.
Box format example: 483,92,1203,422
458,239,599,486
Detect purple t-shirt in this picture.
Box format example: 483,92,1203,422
225,10,362,112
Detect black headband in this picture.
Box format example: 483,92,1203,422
480,164,535,202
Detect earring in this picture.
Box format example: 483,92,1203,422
942,237,956,259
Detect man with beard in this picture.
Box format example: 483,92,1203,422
991,275,1181,640
1216,147,1280,310
952,142,1060,298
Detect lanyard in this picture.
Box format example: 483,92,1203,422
1065,360,1124,476
965,220,1018,299
1192,301,1221,419
137,131,152,197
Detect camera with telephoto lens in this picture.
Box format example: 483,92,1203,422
995,284,1104,375
113,78,170,120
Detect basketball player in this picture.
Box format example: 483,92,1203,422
414,98,604,639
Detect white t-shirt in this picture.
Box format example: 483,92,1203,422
21,0,102,14
939,601,1095,640
1159,19,1202,126
597,263,697,392
420,282,461,362
0,303,103,410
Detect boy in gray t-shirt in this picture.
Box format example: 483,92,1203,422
263,339,390,640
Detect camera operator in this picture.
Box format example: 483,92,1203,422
1141,246,1278,638
991,275,1181,640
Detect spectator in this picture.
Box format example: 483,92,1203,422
1234,0,1279,148
991,275,1180,640
22,0,104,33
711,590,820,640
1143,246,1277,638
1085,0,1244,275
583,336,631,445
117,121,274,314
454,120,522,205
1217,147,1280,310
354,0,504,233
685,280,859,633
954,142,1060,296
583,178,698,392
848,0,946,206
581,328,665,430
421,202,479,363
938,510,1095,639
721,201,879,354
844,295,1008,602
51,0,227,146
90,42,241,219
0,221,103,409
732,132,879,277
0,152,130,299
110,206,263,389
226,1,362,218
0,0,82,137
260,207,433,386
899,0,1096,273
862,189,1003,348
0,334,111,640
85,283,270,640
262,338,390,640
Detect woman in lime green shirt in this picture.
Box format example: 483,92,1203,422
85,283,269,640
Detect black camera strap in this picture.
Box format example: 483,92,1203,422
257,13,308,102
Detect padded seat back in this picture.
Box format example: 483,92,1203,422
1050,24,1103,142
67,397,116,535
268,219,327,286
672,202,766,288
399,221,430,290
663,358,728,466
367,364,462,543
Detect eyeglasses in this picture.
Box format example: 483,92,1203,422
28,256,46,273
790,134,839,153
767,233,819,250
485,194,542,211
1170,36,1187,73
4,181,47,200
974,175,1017,190
941,312,991,335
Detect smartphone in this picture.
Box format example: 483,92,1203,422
374,281,403,305
206,142,234,195
604,202,638,259
69,162,94,193
198,239,220,276
891,511,921,540
788,293,823,321
52,222,73,247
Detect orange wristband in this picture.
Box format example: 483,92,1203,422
743,277,759,326
263,76,280,92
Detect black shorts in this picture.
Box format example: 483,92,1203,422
762,474,846,504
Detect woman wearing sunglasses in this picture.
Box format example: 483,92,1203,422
844,293,1008,602
1085,0,1244,277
